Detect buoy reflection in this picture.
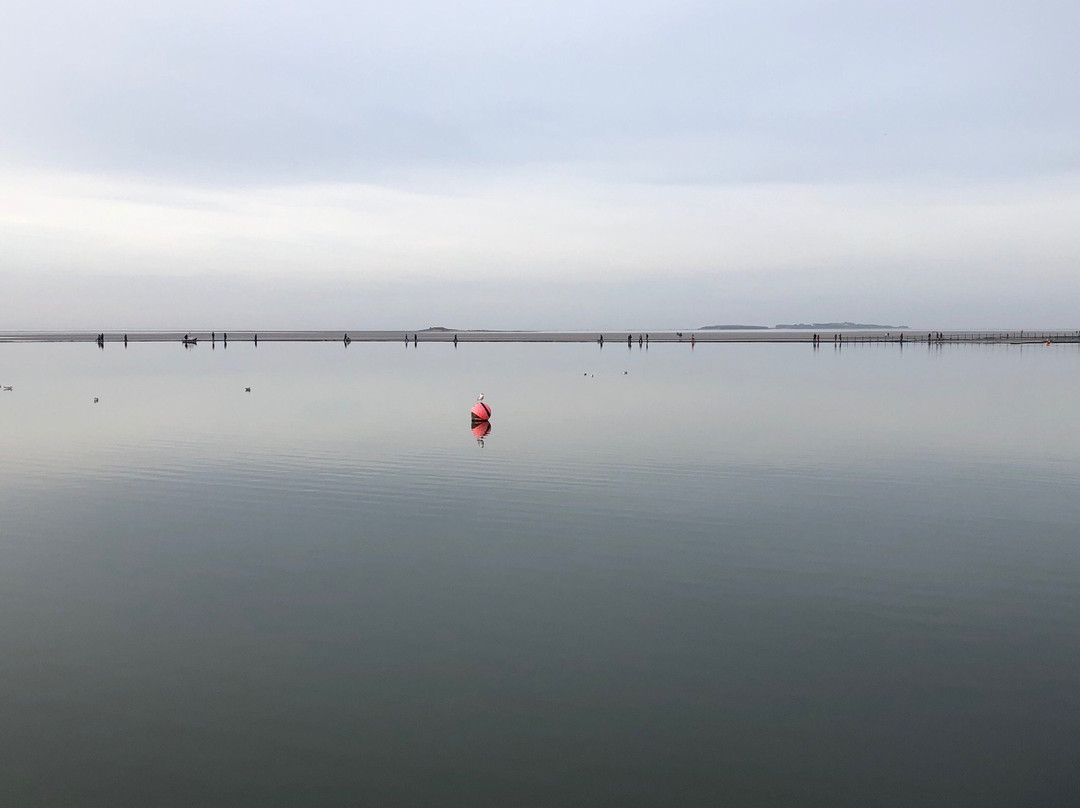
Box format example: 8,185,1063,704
471,419,492,447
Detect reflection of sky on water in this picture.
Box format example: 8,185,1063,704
1,342,1079,804
3,340,1079,473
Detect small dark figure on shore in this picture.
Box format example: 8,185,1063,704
453,334,458,346
124,334,128,347
413,334,417,345
224,332,228,342
212,332,215,342
899,332,904,344
344,333,350,345
599,334,603,346
254,333,258,346
645,333,649,344
627,334,632,346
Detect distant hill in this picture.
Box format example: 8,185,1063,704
421,326,537,333
700,324,770,330
774,322,909,329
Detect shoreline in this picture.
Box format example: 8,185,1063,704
2,329,1079,344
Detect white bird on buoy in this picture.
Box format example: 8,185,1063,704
471,393,491,421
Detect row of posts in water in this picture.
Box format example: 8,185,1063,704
87,329,1080,348
810,331,1080,344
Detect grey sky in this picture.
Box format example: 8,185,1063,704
2,0,1078,328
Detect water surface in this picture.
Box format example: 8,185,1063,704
2,341,1078,805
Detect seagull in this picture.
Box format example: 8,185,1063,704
245,387,251,392
93,397,99,403
477,393,484,401
2,386,11,391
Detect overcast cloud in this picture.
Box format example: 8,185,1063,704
2,0,1078,328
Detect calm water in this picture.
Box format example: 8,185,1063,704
2,341,1078,806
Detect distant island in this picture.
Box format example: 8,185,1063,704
773,322,909,330
700,322,909,330
700,324,770,330
421,326,535,333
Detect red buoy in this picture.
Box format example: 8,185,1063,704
471,393,491,421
